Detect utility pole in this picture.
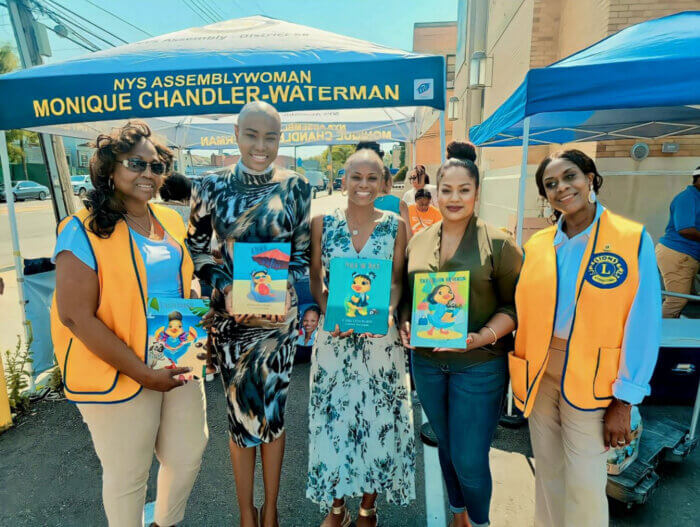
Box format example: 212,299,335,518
8,0,73,220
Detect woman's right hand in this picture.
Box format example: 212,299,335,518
330,324,354,338
399,320,414,349
139,367,191,392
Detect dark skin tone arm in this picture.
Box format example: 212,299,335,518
55,251,189,391
678,227,700,242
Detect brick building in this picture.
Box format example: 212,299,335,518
451,0,700,238
407,21,457,178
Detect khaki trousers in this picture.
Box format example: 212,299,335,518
528,338,609,527
78,380,208,527
656,243,699,318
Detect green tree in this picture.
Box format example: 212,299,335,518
313,144,355,176
394,166,407,183
399,142,406,167
1,45,38,178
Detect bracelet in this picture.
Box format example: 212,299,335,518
484,325,498,345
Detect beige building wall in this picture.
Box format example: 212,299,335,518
407,22,457,177
452,0,700,238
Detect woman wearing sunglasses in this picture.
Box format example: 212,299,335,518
51,121,208,526
401,164,438,208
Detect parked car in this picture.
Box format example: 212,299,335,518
304,170,327,191
333,178,343,190
0,180,50,202
71,175,93,197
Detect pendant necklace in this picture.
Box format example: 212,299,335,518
346,212,360,236
125,211,152,236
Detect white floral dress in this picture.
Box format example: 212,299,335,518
306,209,415,509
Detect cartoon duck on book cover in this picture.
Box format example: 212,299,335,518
411,271,469,348
147,297,209,380
324,257,392,335
228,241,291,316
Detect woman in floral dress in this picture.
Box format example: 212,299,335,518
307,149,415,527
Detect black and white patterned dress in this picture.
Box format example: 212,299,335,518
186,162,311,447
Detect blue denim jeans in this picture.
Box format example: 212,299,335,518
412,352,507,527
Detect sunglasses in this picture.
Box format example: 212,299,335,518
409,176,418,181
120,157,167,175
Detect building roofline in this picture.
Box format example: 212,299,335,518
414,21,457,28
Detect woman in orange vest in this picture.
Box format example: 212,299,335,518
51,121,208,527
511,149,661,526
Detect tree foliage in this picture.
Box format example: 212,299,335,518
394,166,408,183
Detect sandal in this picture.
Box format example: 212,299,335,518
327,502,351,527
358,505,378,526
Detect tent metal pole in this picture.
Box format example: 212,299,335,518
0,131,34,389
506,116,531,417
411,140,416,168
515,116,531,247
439,111,446,164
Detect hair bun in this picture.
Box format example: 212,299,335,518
446,141,477,163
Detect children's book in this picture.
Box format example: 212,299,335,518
147,297,210,380
323,257,392,335
410,271,470,348
228,241,291,316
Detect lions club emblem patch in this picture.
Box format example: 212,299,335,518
584,252,628,289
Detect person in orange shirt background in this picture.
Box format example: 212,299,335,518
404,188,442,238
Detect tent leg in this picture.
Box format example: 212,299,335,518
0,131,34,390
505,116,531,418
439,111,446,164
515,116,531,247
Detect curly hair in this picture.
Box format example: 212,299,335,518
446,140,477,163
86,120,173,238
534,149,603,199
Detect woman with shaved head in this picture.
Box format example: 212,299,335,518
186,101,311,527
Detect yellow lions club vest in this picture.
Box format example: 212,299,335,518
510,209,643,416
50,203,193,404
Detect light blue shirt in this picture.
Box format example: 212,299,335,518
53,217,183,298
552,202,661,404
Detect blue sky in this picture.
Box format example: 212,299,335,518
0,0,457,160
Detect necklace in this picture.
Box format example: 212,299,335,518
345,211,361,236
125,211,152,236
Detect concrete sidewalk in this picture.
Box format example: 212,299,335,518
1,361,697,526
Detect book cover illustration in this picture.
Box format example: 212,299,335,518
228,241,291,316
410,271,470,348
323,257,392,335
147,297,210,380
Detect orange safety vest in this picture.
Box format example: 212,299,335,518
509,209,643,416
50,204,194,404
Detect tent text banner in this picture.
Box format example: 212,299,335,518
0,16,445,129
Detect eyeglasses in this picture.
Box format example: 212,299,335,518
120,157,167,175
409,176,418,181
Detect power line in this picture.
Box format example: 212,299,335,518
44,21,98,52
32,2,105,51
35,1,117,48
192,0,220,21
82,0,153,38
181,0,210,24
43,0,128,44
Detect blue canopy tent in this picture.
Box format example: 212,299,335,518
0,15,446,380
469,11,699,248
468,11,700,467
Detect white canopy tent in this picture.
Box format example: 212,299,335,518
0,15,446,380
